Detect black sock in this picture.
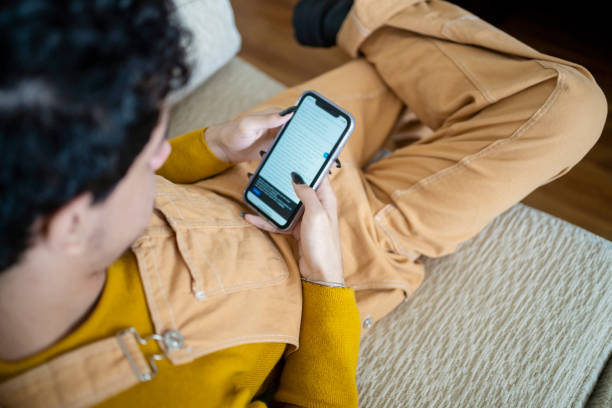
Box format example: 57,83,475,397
293,0,354,47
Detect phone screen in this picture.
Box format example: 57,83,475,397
245,93,351,228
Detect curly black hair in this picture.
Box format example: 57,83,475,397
0,0,191,272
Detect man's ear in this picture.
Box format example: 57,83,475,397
44,192,95,256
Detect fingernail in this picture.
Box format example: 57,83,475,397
335,158,341,168
259,150,266,157
247,172,253,178
240,212,246,218
291,171,305,184
280,106,297,116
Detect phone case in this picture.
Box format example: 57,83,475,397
242,89,355,231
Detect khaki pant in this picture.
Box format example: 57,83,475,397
201,0,607,329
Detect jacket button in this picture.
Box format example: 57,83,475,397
163,330,185,350
363,316,372,329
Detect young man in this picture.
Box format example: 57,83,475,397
1,1,357,406
0,0,607,407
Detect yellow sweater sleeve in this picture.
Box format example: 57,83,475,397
156,128,234,183
271,280,361,407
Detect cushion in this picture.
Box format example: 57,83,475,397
167,0,242,105
169,55,612,407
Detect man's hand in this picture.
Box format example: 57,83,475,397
244,175,345,286
204,107,294,163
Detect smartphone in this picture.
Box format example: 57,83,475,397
243,90,355,231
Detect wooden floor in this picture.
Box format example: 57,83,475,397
230,0,612,241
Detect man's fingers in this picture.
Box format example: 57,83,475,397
245,107,283,117
291,174,324,215
242,109,293,131
243,214,288,234
264,110,293,128
314,176,338,222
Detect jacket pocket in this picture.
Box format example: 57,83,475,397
152,177,289,301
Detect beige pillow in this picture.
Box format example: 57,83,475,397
168,0,241,104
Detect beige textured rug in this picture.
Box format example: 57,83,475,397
357,204,612,407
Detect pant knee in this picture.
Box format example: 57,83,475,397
543,63,607,169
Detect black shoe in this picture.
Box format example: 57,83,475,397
292,0,354,47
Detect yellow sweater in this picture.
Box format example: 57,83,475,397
0,129,361,407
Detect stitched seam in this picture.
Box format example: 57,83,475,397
432,38,496,103
168,196,226,294
183,227,227,294
159,194,208,294
156,189,292,297
393,65,565,198
174,229,206,294
149,241,179,331
378,209,429,257
199,273,288,297
441,13,480,36
189,335,300,357
200,334,296,340
349,9,371,37
377,65,565,254
136,242,165,335
374,205,416,258
159,191,225,296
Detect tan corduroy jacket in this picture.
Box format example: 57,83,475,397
0,174,304,407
